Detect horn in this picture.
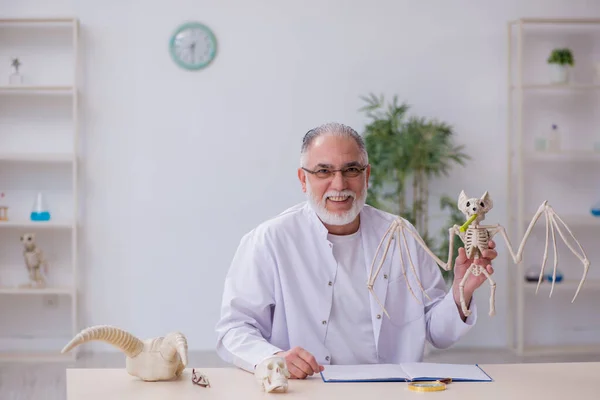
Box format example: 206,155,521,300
61,325,144,358
160,332,188,366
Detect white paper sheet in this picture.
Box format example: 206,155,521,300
320,364,408,381
398,362,492,381
320,362,492,382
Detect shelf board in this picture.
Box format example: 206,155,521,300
509,18,600,25
0,85,74,95
0,350,75,363
524,279,600,292
0,17,77,24
0,153,74,163
0,220,74,229
512,84,600,90
518,344,600,357
526,151,600,162
0,286,73,295
524,214,600,227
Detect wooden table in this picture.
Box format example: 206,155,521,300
67,362,600,399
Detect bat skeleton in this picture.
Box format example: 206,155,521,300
367,190,590,319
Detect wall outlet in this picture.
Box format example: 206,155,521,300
42,295,58,308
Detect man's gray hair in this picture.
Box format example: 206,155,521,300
300,122,368,167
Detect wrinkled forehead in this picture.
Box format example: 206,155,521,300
304,135,364,167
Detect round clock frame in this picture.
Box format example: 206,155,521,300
169,21,217,70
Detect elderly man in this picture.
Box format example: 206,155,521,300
215,122,497,379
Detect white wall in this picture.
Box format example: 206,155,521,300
3,0,600,354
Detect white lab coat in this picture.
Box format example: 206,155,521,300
215,201,477,373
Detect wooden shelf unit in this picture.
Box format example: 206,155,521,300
0,17,80,362
507,17,600,357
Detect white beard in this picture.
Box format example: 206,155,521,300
306,178,367,226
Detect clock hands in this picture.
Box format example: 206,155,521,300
190,42,197,63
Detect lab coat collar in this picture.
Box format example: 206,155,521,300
301,201,333,239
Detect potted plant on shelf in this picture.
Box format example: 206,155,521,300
359,93,470,284
547,48,574,84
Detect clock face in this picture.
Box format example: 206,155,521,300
169,22,217,70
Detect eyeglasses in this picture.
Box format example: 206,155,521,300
302,164,368,179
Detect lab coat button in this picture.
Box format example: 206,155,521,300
383,274,388,279
322,320,327,325
325,356,330,361
328,281,332,286
376,314,381,319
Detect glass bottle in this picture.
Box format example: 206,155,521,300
546,124,561,152
30,192,51,221
525,265,541,283
544,270,563,283
592,200,600,217
533,136,548,152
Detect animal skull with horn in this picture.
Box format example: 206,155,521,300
61,325,189,382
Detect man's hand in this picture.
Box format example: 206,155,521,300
452,240,497,320
274,346,324,379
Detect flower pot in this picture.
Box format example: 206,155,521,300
549,64,569,84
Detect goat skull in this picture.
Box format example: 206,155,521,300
255,355,291,393
61,325,188,382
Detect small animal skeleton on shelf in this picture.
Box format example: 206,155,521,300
61,325,190,382
367,190,590,318
254,355,291,393
20,233,48,288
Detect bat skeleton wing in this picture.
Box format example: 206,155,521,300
492,201,590,303
366,218,456,320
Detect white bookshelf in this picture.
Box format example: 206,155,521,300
0,17,80,362
507,18,600,356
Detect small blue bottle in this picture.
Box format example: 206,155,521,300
544,270,563,283
592,200,600,217
30,192,51,221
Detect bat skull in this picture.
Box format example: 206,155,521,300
458,190,493,224
255,355,291,393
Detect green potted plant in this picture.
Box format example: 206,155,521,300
547,48,574,84
360,93,470,284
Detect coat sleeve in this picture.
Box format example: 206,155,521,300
214,229,284,372
410,225,478,349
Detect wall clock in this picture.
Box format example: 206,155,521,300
169,22,217,70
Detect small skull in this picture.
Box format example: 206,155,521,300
20,233,36,250
254,355,291,393
458,190,493,221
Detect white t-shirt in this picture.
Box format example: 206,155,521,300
324,228,379,364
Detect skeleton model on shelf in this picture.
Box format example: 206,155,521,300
367,190,590,318
61,325,191,382
19,233,48,288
